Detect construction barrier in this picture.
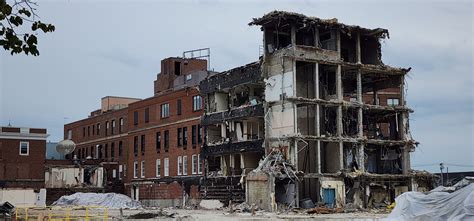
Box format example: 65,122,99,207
14,206,108,221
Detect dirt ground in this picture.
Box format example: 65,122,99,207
16,207,389,220
110,208,389,220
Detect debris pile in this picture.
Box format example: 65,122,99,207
255,150,302,179
52,192,142,209
127,211,175,219
307,207,343,214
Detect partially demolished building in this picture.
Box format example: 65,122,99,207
200,11,434,210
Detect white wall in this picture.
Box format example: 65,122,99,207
0,189,46,206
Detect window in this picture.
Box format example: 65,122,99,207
183,156,188,175
83,127,85,137
105,121,109,136
161,103,170,118
186,74,192,81
133,161,138,178
104,144,108,158
124,164,127,177
133,111,138,125
141,160,145,178
177,99,182,115
388,98,400,106
156,132,161,153
67,130,72,139
90,146,94,158
145,108,149,123
192,155,197,174
177,156,182,175
85,148,88,158
118,141,123,157
164,158,169,176
111,120,115,135
183,127,188,146
156,159,161,177
177,128,182,146
140,135,145,155
133,136,138,157
174,61,181,76
111,142,115,160
98,145,103,159
193,96,202,111
192,125,197,145
92,125,95,136
88,126,90,137
198,154,202,174
97,123,100,135
164,130,169,151
119,118,124,133
198,124,202,144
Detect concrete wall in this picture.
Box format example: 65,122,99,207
246,171,275,211
0,188,46,206
266,103,295,137
45,167,104,188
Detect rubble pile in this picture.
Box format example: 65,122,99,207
53,192,142,209
256,150,302,179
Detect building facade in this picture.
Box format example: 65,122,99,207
63,96,140,192
125,57,210,207
0,126,49,189
199,11,434,210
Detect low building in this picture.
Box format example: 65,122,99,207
0,126,48,206
0,126,49,189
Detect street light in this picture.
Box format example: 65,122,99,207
440,163,445,186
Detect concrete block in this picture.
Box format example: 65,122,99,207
199,200,223,209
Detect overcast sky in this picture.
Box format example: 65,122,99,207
0,0,472,172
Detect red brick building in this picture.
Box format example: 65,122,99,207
64,57,213,207
0,126,49,189
125,57,212,207
63,96,141,191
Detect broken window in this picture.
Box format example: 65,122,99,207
365,145,403,174
321,106,337,136
320,142,342,173
340,32,357,63
319,29,336,51
296,61,316,99
144,108,149,123
174,61,181,76
264,27,291,53
319,64,337,101
156,132,161,153
360,36,382,65
296,26,315,46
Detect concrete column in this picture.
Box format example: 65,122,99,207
314,27,320,48
317,140,321,173
339,141,344,170
315,63,320,137
336,65,343,136
336,30,341,59
357,69,363,137
403,148,411,174
358,144,365,172
291,24,296,46
356,32,361,64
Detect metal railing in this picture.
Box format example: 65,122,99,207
15,206,108,221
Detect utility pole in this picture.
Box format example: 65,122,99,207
439,163,445,186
